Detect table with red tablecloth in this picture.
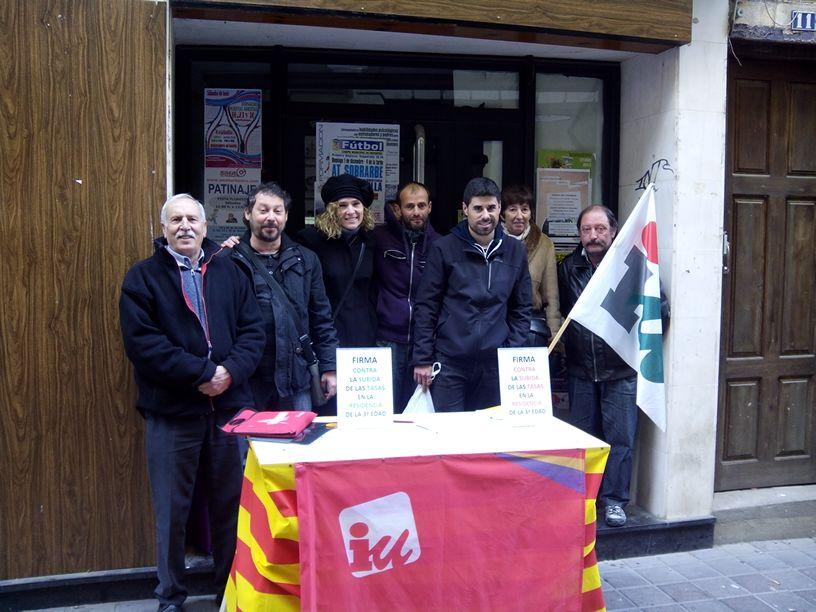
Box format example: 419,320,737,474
224,412,609,611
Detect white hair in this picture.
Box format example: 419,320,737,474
160,193,207,225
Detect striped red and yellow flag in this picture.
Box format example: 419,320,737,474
224,447,300,611
582,446,610,612
226,444,609,611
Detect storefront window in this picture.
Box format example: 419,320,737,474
288,64,518,109
535,74,605,250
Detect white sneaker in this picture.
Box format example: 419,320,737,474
604,504,626,527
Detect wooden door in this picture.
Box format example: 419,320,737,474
716,58,816,490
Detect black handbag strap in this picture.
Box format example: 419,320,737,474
332,240,366,321
234,242,316,363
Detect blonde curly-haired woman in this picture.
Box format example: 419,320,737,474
298,173,378,349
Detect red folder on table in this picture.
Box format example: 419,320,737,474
221,409,316,438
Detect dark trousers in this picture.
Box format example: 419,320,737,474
146,411,243,606
377,340,415,413
565,375,638,508
430,354,500,412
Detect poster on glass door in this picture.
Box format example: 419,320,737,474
315,122,400,224
203,89,262,242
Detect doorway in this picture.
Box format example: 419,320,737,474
716,53,816,490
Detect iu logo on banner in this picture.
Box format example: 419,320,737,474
338,492,421,578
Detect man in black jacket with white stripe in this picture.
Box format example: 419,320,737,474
120,194,264,611
412,177,531,411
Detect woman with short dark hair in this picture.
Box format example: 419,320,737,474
501,184,562,346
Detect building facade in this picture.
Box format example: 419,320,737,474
1,0,813,592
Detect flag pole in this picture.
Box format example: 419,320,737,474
547,315,572,354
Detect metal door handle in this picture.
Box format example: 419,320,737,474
413,124,426,183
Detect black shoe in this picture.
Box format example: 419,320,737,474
157,604,183,612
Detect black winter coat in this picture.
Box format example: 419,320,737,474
297,226,377,347
412,221,532,364
231,232,338,398
119,238,266,418
558,245,669,382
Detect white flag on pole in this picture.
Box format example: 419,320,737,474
568,184,666,430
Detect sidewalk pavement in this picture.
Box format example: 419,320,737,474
25,538,816,612
599,538,816,611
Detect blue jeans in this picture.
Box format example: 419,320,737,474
430,354,500,412
249,379,312,411
565,375,638,508
376,340,415,413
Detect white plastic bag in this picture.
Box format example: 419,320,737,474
403,362,441,414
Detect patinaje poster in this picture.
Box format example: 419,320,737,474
203,88,262,242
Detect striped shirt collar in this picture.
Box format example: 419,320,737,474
165,245,204,270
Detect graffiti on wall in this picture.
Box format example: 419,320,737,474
635,159,674,191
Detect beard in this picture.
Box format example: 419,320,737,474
253,222,281,243
403,217,427,231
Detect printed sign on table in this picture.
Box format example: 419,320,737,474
315,122,400,224
497,347,553,421
336,347,393,427
203,89,262,242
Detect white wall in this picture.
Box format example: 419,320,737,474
618,0,729,520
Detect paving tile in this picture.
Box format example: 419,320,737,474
691,547,732,561
623,555,669,569
682,600,733,611
618,585,675,607
602,568,650,588
718,542,762,556
767,549,816,568
738,552,791,571
635,564,688,585
787,538,816,553
702,555,756,576
756,590,814,611
600,559,630,571
753,540,796,552
114,603,156,612
655,551,697,564
603,588,637,611
719,596,775,611
793,589,816,606
658,581,710,602
670,560,722,580
184,600,219,612
730,573,783,594
762,568,816,591
638,605,686,612
692,576,751,599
